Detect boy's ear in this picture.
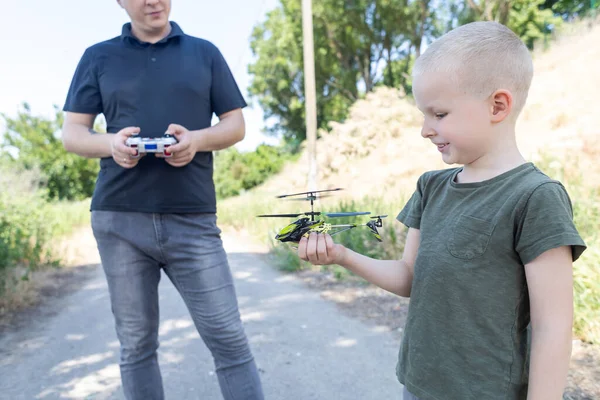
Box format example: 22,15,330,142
489,89,512,123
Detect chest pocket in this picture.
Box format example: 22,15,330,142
447,214,495,260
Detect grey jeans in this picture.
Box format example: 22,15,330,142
91,211,264,400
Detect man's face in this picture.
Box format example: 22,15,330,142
412,71,493,166
117,0,171,32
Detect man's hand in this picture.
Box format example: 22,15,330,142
298,233,347,266
111,127,143,168
157,123,197,167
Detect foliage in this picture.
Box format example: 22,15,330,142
0,164,90,284
247,0,586,148
535,152,600,345
248,0,435,148
450,0,564,49
214,144,298,199
1,103,101,201
543,0,600,19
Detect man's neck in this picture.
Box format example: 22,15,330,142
130,22,172,44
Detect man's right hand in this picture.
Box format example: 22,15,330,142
111,127,142,168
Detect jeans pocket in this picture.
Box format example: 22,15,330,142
447,214,494,260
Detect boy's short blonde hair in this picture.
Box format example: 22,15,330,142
412,21,534,118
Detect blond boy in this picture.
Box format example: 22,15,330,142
297,21,587,400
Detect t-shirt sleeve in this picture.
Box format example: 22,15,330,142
210,45,247,117
396,174,427,229
63,48,103,115
515,182,587,264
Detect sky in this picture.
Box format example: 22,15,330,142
0,0,281,152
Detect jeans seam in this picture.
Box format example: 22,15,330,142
152,213,168,264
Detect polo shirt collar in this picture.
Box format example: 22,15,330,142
121,21,184,45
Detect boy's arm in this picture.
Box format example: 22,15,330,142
525,245,574,400
298,227,420,297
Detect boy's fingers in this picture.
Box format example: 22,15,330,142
297,236,308,261
306,233,318,263
325,234,335,255
317,233,328,262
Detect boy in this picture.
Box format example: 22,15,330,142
297,21,587,400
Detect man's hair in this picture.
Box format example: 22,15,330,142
412,21,534,117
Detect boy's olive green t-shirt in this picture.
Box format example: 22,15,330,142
396,162,586,400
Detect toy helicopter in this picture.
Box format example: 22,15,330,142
257,188,387,243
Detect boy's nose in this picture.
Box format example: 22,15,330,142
421,124,435,138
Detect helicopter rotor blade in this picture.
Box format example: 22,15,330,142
282,194,336,201
276,188,343,198
256,213,306,218
370,214,388,219
323,211,371,217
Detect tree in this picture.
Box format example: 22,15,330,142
248,1,356,150
248,0,583,148
1,103,100,201
451,0,564,49
248,0,426,149
542,0,599,20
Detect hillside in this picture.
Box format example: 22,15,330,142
254,18,600,199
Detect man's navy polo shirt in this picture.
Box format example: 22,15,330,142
63,21,247,213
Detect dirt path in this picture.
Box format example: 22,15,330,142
0,226,597,399
0,227,404,400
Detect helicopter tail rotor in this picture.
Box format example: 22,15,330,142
366,220,383,242
369,214,387,227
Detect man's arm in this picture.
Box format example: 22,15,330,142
191,108,245,152
62,112,112,158
62,112,139,168
525,245,574,400
299,227,420,297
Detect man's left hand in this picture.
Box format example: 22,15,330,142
157,124,197,167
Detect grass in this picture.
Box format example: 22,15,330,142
535,151,600,345
0,163,91,314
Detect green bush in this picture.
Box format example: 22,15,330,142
214,144,297,199
0,165,89,278
536,153,600,345
1,103,100,201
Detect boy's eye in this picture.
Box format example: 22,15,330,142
435,113,447,119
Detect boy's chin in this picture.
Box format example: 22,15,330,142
440,153,458,165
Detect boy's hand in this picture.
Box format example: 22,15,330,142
111,127,143,168
298,233,346,265
157,123,196,167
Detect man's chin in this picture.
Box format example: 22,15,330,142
143,16,168,28
150,20,169,29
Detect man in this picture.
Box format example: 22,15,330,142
61,1,264,399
